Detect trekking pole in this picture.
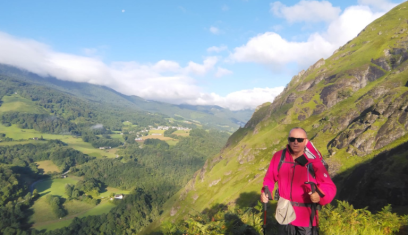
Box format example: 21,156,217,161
305,181,318,234
263,186,272,235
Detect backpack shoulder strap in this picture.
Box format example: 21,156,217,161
277,148,286,172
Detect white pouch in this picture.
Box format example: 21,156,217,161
275,197,296,225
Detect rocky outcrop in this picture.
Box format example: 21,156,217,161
313,104,326,115
329,90,408,155
336,109,360,131
200,160,208,182
301,93,314,104
297,80,313,91
320,65,386,109
375,115,406,149
320,84,343,108
285,93,297,104
372,58,391,71
298,107,312,121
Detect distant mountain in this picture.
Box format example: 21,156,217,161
0,64,253,131
142,2,408,233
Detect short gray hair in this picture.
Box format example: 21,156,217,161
289,127,307,138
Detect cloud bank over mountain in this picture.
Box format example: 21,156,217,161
0,31,283,110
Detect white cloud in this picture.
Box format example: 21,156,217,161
207,45,228,53
271,0,341,23
230,5,385,69
193,87,285,110
184,56,218,75
122,9,125,13
358,0,397,11
209,26,221,34
0,32,281,110
215,67,233,77
222,4,229,11
152,60,181,73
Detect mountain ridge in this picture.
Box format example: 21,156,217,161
0,64,253,131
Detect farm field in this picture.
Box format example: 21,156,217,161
34,200,117,231
0,124,118,158
165,139,179,146
173,130,190,137
0,94,48,114
36,160,60,173
148,130,165,135
142,132,179,145
110,133,125,141
31,178,129,231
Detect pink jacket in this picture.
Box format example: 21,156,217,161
262,142,336,227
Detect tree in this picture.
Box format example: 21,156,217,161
33,189,38,198
65,184,73,198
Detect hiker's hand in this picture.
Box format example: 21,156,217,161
309,191,320,203
260,192,269,203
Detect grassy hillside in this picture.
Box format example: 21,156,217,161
142,2,408,234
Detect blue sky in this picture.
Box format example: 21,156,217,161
0,0,403,110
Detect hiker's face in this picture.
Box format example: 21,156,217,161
288,129,308,154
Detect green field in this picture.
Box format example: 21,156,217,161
166,139,179,146
173,130,190,137
34,178,79,197
0,124,118,158
148,130,165,135
110,133,125,141
143,129,179,145
36,160,60,173
99,187,131,198
34,200,117,231
0,94,48,114
31,178,129,231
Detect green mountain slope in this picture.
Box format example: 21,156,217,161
143,2,408,233
0,64,252,131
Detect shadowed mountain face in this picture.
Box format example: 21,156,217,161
143,2,408,232
333,140,408,213
0,64,253,131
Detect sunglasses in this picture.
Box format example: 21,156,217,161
288,137,306,143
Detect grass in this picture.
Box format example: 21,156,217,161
166,139,179,146
35,160,60,173
142,130,179,145
0,124,118,158
173,130,190,137
34,178,79,197
33,200,115,231
30,178,128,231
0,94,48,114
148,130,165,135
110,133,125,141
